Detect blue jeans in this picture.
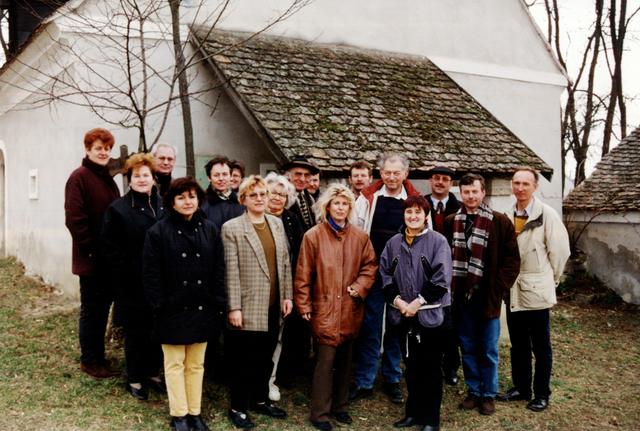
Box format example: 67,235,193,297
353,280,402,389
458,300,500,398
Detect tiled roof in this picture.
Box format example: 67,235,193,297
564,127,640,212
193,28,553,178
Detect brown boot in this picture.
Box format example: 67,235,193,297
81,362,119,379
458,394,478,410
479,397,496,415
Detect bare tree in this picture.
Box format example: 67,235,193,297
0,0,309,175
531,0,639,190
601,0,640,156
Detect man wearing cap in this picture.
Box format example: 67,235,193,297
350,152,421,405
283,155,319,232
425,166,462,386
498,167,569,412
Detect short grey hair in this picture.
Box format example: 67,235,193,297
314,183,356,224
151,143,178,157
264,172,297,210
377,152,409,171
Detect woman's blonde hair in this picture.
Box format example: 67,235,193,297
314,183,356,224
238,175,268,203
125,152,156,180
264,172,297,209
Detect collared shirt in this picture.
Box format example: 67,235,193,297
515,198,535,217
377,184,408,200
429,195,450,210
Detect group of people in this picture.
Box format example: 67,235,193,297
65,128,570,431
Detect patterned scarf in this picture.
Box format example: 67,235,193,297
451,202,493,298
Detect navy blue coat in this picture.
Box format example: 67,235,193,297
142,210,225,345
201,186,244,231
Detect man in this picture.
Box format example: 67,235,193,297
230,159,245,193
424,165,462,386
444,173,520,416
498,167,570,412
351,153,421,404
282,155,319,232
202,155,244,230
65,127,121,379
152,143,177,196
307,172,321,201
348,161,373,199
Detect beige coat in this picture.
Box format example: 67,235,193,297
222,213,293,332
508,198,570,312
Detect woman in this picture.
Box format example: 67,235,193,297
379,195,452,431
222,175,293,429
142,177,225,431
101,153,164,400
264,172,305,401
295,184,377,431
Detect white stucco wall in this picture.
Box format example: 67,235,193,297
567,212,640,304
0,0,567,295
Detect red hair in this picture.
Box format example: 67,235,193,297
84,128,115,150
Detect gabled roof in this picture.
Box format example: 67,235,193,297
564,127,640,213
193,28,553,178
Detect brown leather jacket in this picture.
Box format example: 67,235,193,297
295,222,377,347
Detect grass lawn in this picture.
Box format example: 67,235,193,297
0,256,638,430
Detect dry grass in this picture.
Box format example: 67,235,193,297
0,256,638,430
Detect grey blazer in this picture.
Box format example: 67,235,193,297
222,212,293,332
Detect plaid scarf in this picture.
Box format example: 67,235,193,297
451,202,493,298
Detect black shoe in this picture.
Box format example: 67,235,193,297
422,425,440,431
310,420,333,431
526,397,549,412
331,411,353,424
348,386,373,402
126,383,148,401
443,370,458,386
394,416,418,428
383,382,404,404
187,415,210,431
251,402,287,418
170,416,189,431
147,378,166,394
228,409,255,429
497,387,531,402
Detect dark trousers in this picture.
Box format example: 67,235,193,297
204,312,226,382
442,306,461,376
277,309,312,383
506,308,552,399
310,341,353,422
227,306,280,412
403,324,446,427
79,275,113,365
120,305,162,383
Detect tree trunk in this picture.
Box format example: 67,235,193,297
169,0,195,176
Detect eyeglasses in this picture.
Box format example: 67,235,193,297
247,192,268,200
270,192,288,199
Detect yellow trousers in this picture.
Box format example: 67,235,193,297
161,342,207,417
